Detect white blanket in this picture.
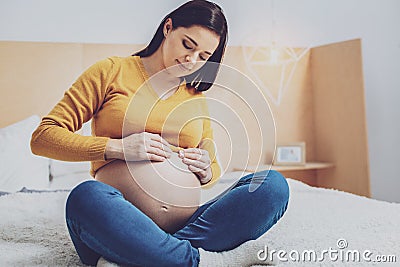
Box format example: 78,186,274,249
0,179,399,266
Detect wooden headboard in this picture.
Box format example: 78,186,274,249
0,40,370,197
0,41,145,128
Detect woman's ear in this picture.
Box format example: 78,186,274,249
164,18,173,37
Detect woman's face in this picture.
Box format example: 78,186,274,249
161,18,220,77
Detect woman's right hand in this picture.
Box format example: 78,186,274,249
105,132,172,161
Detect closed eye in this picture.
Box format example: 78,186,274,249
183,39,208,61
183,40,193,50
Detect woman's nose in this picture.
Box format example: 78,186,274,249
185,54,197,65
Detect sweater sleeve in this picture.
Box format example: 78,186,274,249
199,100,222,189
30,58,114,162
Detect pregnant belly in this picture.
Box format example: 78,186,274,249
95,152,201,233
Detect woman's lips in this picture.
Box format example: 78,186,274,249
176,60,191,71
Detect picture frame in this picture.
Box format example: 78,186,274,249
274,142,306,166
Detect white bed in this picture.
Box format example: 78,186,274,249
1,116,399,266
1,174,399,266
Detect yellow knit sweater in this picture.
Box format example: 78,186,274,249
30,56,221,187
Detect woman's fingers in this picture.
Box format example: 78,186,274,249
188,164,207,176
150,134,173,153
183,152,202,161
183,147,203,155
144,133,172,160
122,132,174,161
179,147,212,181
181,149,210,163
146,146,171,159
182,157,209,169
188,148,208,155
149,139,172,153
146,152,167,162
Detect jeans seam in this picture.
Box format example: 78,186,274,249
251,199,289,239
69,218,131,266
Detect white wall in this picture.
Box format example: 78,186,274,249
0,0,174,44
1,0,399,202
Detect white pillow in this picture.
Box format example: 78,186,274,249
49,120,91,177
48,171,92,190
50,160,91,177
0,115,50,192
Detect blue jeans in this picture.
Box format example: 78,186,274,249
65,170,289,267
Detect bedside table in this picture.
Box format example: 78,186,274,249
233,162,334,187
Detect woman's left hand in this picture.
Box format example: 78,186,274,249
179,148,212,184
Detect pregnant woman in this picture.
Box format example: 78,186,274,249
30,1,289,266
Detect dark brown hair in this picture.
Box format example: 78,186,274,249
134,0,228,92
